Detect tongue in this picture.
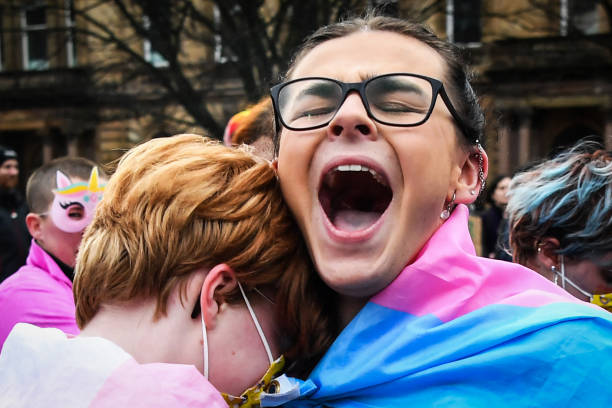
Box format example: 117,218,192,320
333,209,380,232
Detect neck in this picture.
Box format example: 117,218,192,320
79,299,171,364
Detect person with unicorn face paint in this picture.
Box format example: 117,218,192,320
0,157,106,351
0,135,332,407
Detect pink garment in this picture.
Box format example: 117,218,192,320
0,239,78,352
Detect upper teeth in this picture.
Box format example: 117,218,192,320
333,164,386,185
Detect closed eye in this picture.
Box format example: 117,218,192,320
373,101,425,114
59,201,83,209
295,106,336,120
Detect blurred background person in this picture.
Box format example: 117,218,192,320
0,146,30,283
480,174,511,260
223,97,275,161
507,140,612,311
0,157,106,351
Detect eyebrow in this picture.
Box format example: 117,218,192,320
294,81,339,100
370,76,425,95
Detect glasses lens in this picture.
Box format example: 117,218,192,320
365,75,433,126
278,79,342,129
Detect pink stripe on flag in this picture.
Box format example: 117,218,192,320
372,205,588,322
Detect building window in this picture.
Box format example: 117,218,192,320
64,0,76,67
143,15,168,67
21,3,49,70
561,0,599,35
446,0,481,44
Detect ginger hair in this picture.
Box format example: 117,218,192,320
74,134,337,374
231,97,275,146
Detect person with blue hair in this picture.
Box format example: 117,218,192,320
507,140,612,311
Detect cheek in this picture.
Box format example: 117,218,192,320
278,132,305,175
393,138,455,197
277,133,315,215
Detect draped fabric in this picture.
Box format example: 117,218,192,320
286,205,612,407
0,324,227,408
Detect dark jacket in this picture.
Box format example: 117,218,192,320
0,189,30,283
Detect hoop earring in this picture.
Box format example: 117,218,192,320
440,192,456,220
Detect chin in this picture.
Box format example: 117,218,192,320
317,261,389,298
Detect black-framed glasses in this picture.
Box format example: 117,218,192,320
270,73,472,141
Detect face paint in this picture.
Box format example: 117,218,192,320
47,167,105,233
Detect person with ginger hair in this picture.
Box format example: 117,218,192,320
0,134,334,407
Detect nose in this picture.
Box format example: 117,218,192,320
327,92,377,141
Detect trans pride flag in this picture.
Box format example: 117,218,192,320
285,205,612,407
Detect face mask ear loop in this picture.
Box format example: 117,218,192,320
559,255,594,300
560,255,566,290
200,311,209,379
238,282,274,364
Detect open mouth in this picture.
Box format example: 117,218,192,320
319,164,392,232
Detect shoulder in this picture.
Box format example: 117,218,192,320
0,266,77,338
0,265,64,302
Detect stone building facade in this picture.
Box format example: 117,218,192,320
1,0,610,185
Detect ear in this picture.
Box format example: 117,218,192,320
535,237,561,270
454,147,489,204
200,263,238,330
56,170,72,189
25,213,44,239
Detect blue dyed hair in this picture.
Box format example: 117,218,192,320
507,140,612,265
